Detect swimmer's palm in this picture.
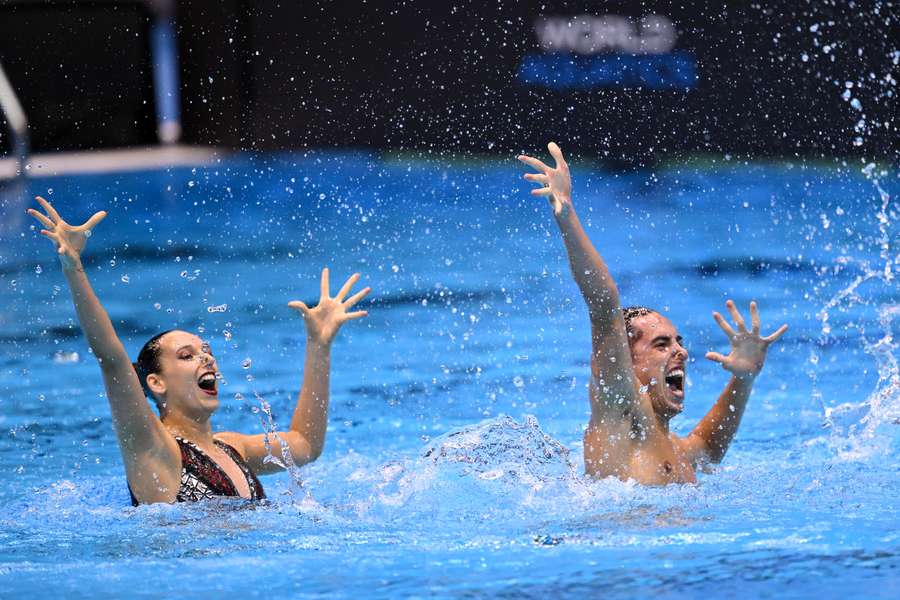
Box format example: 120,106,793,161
706,300,788,381
545,167,573,217
288,268,370,345
27,196,106,269
709,333,770,380
519,142,573,218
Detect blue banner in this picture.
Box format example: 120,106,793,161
518,51,698,90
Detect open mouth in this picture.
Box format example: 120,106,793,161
664,368,685,399
197,371,218,395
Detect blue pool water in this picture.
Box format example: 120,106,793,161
0,152,898,597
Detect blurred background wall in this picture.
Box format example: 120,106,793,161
0,0,895,165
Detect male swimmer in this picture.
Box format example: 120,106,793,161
518,143,788,484
28,197,370,503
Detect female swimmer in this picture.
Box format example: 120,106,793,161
28,196,370,504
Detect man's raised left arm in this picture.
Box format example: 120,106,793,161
680,300,787,464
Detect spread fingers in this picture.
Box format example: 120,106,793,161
712,311,736,339
726,299,747,332
336,273,360,302
27,208,55,229
763,324,789,344
343,286,371,308
517,154,550,173
35,196,61,223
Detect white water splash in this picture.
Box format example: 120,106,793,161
814,166,898,460
826,304,900,460
236,389,319,511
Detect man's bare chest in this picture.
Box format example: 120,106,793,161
584,425,696,485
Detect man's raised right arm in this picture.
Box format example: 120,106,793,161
519,143,621,326
518,144,636,414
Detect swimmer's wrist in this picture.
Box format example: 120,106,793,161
554,202,577,224
733,371,758,384
61,257,85,273
305,334,333,349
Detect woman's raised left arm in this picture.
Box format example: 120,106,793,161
218,268,370,473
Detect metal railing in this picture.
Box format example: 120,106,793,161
0,0,181,162
0,60,29,178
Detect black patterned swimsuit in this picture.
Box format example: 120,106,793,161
129,436,266,505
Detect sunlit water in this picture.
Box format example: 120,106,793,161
0,153,898,597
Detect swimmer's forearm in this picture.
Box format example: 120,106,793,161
62,259,130,366
289,337,332,461
690,376,754,463
555,209,621,318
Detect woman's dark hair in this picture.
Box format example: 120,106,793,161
132,330,175,400
622,306,657,343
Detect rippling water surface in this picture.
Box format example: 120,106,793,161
0,153,897,597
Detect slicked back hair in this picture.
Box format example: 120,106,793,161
132,330,175,402
622,306,657,344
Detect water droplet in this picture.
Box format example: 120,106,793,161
223,330,232,341
108,259,116,267
47,188,54,195
234,392,244,402
207,304,228,313
35,265,43,274
52,350,80,364
246,374,254,382
121,275,130,283
153,302,162,310
83,229,91,238
513,375,525,388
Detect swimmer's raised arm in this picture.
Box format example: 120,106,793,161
27,198,178,494
217,268,370,474
519,143,622,323
518,143,639,419
680,300,788,464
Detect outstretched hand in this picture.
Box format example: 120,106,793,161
288,268,371,346
518,142,573,218
27,196,106,270
706,300,788,381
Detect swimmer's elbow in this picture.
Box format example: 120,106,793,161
704,444,728,465
687,433,726,465
299,434,324,464
306,444,324,463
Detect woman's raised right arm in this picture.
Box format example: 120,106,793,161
28,198,177,494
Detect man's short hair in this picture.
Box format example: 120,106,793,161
622,306,657,343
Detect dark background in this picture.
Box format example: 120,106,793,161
0,0,896,164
